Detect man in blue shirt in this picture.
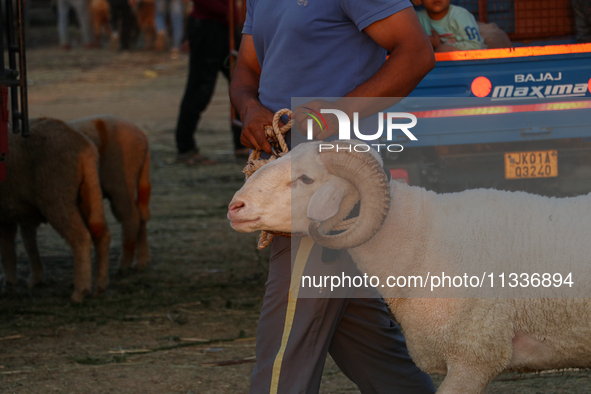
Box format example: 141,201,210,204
230,0,436,392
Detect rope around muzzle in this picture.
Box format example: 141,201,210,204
242,108,356,250
242,108,293,250
242,108,293,180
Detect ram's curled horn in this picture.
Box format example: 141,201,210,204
308,142,390,249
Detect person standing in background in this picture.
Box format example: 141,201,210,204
108,0,135,51
57,0,93,49
154,0,185,57
174,0,247,164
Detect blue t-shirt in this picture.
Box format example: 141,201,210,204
243,0,412,113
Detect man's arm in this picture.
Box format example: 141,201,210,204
295,7,435,139
229,34,275,153
233,8,436,147
350,7,435,98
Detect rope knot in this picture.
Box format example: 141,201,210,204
240,108,358,250
242,108,293,249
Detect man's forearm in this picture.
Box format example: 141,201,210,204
230,65,263,118
230,60,276,153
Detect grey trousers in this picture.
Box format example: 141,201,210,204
250,236,435,394
57,0,92,46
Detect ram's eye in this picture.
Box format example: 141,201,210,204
301,175,314,185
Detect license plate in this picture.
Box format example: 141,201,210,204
504,150,558,180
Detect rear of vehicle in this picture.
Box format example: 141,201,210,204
385,0,591,197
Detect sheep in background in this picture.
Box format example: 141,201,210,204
227,140,591,393
88,0,111,47
135,0,157,50
0,118,110,302
69,116,151,271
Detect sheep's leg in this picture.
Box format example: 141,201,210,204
145,29,154,50
47,211,93,302
93,17,102,46
0,222,18,288
117,214,140,271
436,365,497,394
119,219,138,271
19,223,44,288
103,16,112,38
68,224,93,303
92,221,111,296
110,194,140,271
135,219,150,270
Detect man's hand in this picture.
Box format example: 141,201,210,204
429,29,441,49
240,102,276,154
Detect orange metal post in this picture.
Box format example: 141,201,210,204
479,0,488,23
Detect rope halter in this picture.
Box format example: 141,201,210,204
242,108,293,250
241,108,357,250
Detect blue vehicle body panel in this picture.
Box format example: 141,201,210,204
390,108,591,148
390,49,591,148
410,52,591,99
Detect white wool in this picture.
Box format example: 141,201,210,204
229,141,591,393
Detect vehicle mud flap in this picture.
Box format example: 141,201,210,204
0,86,8,182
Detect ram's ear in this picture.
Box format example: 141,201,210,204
307,177,351,221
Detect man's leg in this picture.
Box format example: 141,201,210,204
252,237,435,393
108,2,120,43
154,0,167,33
251,237,435,394
154,0,167,50
329,296,435,393
169,0,184,49
119,3,134,50
72,0,93,45
174,19,227,154
251,237,351,394
57,0,70,47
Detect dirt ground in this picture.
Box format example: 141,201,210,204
2,28,591,393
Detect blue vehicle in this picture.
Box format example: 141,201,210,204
384,0,591,197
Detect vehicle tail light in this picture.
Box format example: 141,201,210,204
390,169,409,184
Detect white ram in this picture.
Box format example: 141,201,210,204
227,140,591,393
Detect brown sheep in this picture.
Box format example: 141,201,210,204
0,118,110,302
88,0,111,47
69,116,151,271
135,0,156,50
